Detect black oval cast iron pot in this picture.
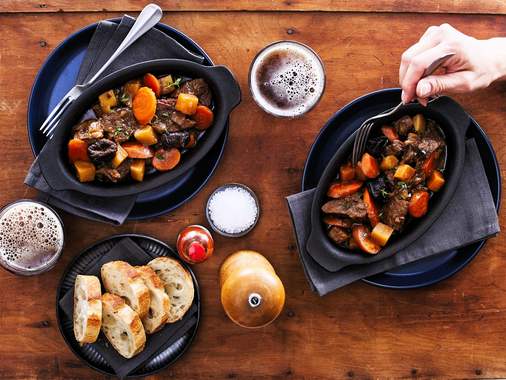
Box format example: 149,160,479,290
306,96,470,272
37,59,241,197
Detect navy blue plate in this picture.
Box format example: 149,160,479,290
27,19,227,220
302,88,501,289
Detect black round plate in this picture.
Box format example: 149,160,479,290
302,88,501,289
55,234,200,377
27,20,227,220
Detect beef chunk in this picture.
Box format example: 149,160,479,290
384,139,405,157
96,160,130,183
171,111,196,129
99,108,138,143
160,131,191,149
400,144,419,165
382,195,409,231
417,137,444,155
87,139,117,163
73,119,104,142
321,193,368,220
395,115,413,136
174,78,212,106
328,226,350,245
153,99,180,133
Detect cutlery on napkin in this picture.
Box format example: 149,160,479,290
25,15,205,225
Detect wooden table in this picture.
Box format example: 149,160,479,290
1,1,506,379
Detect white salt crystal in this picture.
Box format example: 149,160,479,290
208,186,258,234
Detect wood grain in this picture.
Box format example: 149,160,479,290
0,9,506,380
2,0,506,15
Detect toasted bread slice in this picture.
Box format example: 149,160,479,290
147,257,194,323
101,293,146,358
135,265,171,334
73,275,102,344
101,261,150,318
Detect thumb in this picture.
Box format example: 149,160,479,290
416,72,472,97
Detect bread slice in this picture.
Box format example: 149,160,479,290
147,257,194,323
135,265,171,334
101,293,146,358
73,275,102,344
101,261,150,318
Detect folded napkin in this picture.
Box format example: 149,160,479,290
287,139,500,296
25,15,204,225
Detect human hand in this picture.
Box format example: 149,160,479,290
399,23,506,104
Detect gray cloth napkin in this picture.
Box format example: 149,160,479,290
286,139,500,296
24,16,204,225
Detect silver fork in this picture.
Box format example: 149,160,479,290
351,53,455,166
39,3,163,138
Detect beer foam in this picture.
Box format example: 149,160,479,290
250,41,325,117
0,201,63,273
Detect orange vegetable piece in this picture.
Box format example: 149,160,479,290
381,125,399,141
143,73,161,97
394,164,416,181
327,180,363,198
193,105,214,130
68,138,90,163
175,93,199,115
363,188,380,227
133,86,157,125
408,190,430,218
355,161,367,181
361,153,380,178
352,225,381,254
428,170,445,192
422,151,439,177
339,162,356,181
122,142,154,159
152,148,181,171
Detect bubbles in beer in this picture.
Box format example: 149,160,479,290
250,41,325,117
0,202,63,273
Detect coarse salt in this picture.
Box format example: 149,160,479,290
208,186,258,234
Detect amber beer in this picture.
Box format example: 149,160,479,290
0,200,64,275
249,41,325,117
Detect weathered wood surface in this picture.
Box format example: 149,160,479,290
3,0,506,15
0,8,506,380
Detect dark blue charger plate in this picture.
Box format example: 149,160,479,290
302,88,501,289
27,19,227,220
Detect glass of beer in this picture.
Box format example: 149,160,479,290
0,200,64,275
249,40,325,118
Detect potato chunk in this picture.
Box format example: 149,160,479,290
175,93,199,115
134,126,158,145
130,159,145,182
74,161,96,182
112,145,128,168
371,223,394,246
394,164,416,181
380,155,399,171
98,90,117,113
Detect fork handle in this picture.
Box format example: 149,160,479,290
83,4,163,87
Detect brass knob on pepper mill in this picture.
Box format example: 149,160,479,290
219,250,285,328
177,225,214,264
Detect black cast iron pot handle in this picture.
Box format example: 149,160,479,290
208,65,242,114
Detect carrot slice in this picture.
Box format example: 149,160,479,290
133,86,157,125
152,148,181,171
363,188,380,227
193,105,214,130
352,225,381,254
408,190,429,218
68,138,90,163
327,180,363,198
143,73,161,97
361,153,380,178
427,170,445,192
122,142,154,159
339,162,356,181
381,125,399,141
355,161,367,181
422,151,439,177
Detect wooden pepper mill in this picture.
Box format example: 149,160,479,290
219,250,285,328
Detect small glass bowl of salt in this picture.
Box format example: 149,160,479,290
206,183,260,237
